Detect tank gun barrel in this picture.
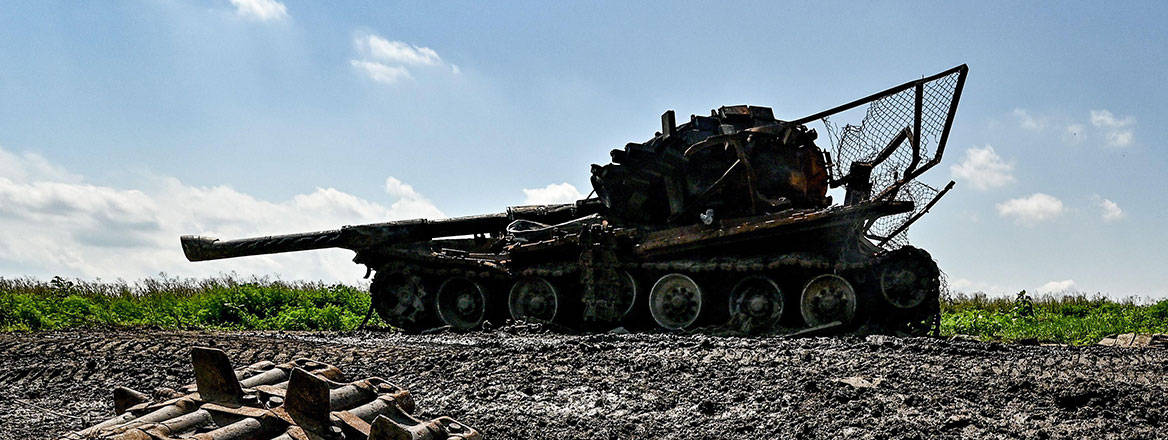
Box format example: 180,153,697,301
181,201,601,262
181,230,346,262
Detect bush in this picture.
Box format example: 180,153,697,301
0,275,382,332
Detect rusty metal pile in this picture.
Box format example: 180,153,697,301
62,347,478,440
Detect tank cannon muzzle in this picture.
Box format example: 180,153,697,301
180,235,219,261
181,230,346,262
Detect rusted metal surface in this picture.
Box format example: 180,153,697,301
62,347,479,440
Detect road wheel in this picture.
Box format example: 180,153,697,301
729,275,784,329
370,271,430,331
648,273,703,330
508,277,561,322
436,277,487,330
800,274,857,327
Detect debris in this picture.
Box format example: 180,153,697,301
833,376,882,389
943,414,972,430
1097,333,1168,348
61,346,479,440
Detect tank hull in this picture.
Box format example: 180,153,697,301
366,199,941,335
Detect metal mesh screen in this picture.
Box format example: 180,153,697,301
820,70,963,249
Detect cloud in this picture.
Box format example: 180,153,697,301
1089,109,1135,147
0,145,442,284
950,278,974,290
521,183,586,205
1038,279,1076,294
1095,197,1125,222
228,0,288,22
1089,110,1134,128
349,60,412,84
384,177,444,219
350,33,454,85
1013,108,1044,131
996,193,1064,226
1105,130,1133,148
1011,109,1135,148
362,35,442,66
950,146,1015,191
947,277,1005,295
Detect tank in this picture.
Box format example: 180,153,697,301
181,65,968,335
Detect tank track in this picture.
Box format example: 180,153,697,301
370,247,941,337
62,346,479,440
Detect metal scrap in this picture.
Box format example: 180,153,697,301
62,346,479,440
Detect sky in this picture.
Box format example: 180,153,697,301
0,1,1165,297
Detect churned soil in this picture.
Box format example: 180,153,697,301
1,326,1165,439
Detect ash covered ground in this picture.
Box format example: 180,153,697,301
1,326,1165,439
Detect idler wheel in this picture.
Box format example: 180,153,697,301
879,249,940,309
436,277,487,330
648,273,703,330
800,274,857,327
508,277,560,322
370,271,428,331
729,276,784,323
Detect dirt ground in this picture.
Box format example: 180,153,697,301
1,326,1165,439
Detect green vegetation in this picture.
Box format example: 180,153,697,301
941,290,1168,345
0,276,384,332
2,277,1165,344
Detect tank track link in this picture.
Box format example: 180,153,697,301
62,347,479,440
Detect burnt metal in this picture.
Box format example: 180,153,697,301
180,65,969,335
62,347,479,440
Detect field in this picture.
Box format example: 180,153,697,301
2,277,1166,439
2,276,1166,344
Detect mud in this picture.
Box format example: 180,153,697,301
1,326,1165,439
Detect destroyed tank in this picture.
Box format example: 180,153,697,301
182,65,968,335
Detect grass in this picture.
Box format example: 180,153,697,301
940,290,1168,345
1,276,1165,344
0,275,384,332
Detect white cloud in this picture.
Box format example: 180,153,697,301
0,148,81,183
947,277,1005,295
1096,197,1125,222
350,34,452,85
1089,109,1135,147
1105,130,1133,148
384,177,444,219
521,183,585,205
996,193,1064,226
1038,279,1076,294
0,145,442,284
228,0,288,22
950,146,1015,191
950,278,974,290
349,60,412,84
361,35,442,66
1013,108,1044,131
1089,110,1134,128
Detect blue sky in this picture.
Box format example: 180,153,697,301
0,1,1164,297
